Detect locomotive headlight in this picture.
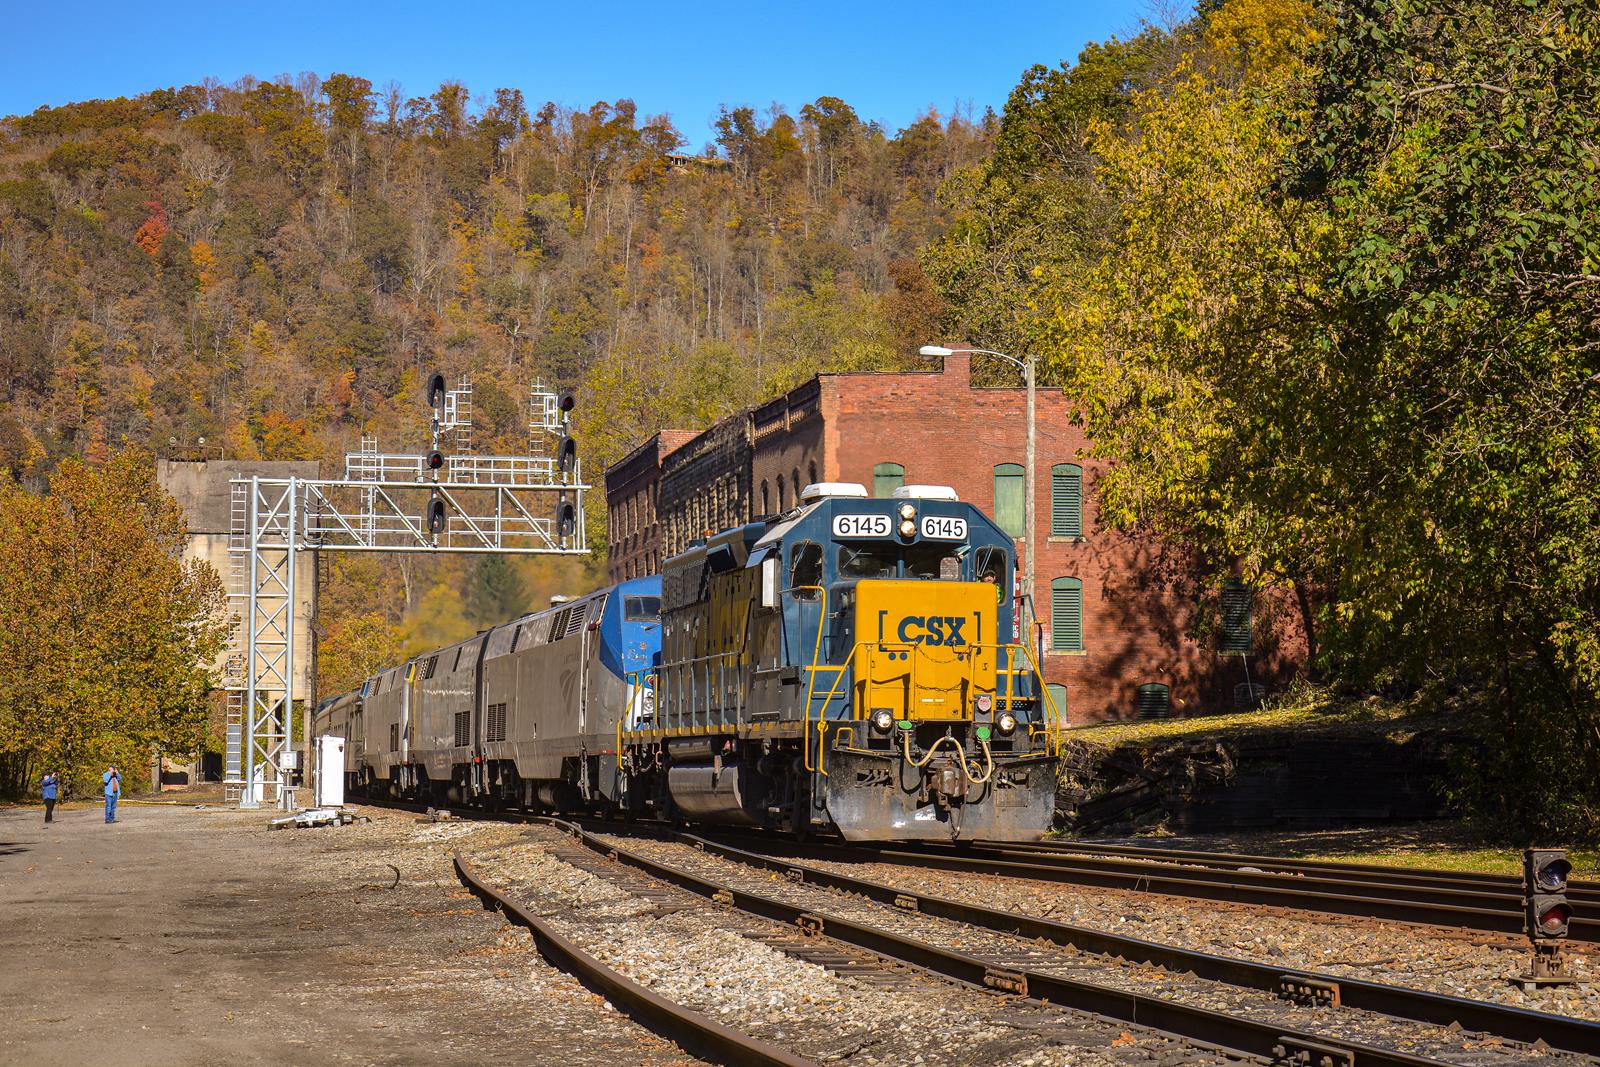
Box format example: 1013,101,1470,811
975,693,993,715
870,707,895,734
996,710,1018,736
898,502,916,520
898,519,916,538
640,688,656,719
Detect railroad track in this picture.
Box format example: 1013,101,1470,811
455,820,1248,1066
737,834,1600,943
372,799,1599,1064
556,818,1596,1067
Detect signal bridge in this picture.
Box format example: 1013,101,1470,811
224,377,586,808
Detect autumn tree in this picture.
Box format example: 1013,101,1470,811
0,452,228,797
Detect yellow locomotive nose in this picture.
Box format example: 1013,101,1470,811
852,580,998,721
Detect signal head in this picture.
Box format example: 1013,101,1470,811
426,449,445,472
426,494,447,536
558,435,578,474
1528,894,1572,939
1526,849,1572,894
557,389,575,414
556,499,576,538
427,373,447,409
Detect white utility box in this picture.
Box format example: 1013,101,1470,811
314,735,346,808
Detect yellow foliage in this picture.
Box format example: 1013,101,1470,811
1204,0,1324,80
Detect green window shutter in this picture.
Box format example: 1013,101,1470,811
1050,576,1083,651
993,463,1024,536
1051,463,1082,537
872,462,904,498
1220,579,1253,654
1136,683,1170,719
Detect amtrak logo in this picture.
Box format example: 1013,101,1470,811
879,611,983,647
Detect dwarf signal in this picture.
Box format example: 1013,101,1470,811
1517,847,1579,988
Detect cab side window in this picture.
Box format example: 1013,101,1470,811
789,541,823,601
975,546,1009,598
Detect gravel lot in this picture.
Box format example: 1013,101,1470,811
0,801,700,1067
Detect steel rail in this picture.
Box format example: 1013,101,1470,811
672,830,1600,1058
452,850,814,1067
809,839,1600,942
546,819,1485,1067
987,839,1600,904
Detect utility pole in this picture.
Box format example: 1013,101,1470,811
921,344,1038,650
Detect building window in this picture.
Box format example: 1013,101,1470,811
873,462,904,498
792,468,801,502
1051,463,1082,538
994,463,1025,537
761,480,770,515
1220,579,1253,654
1050,576,1083,651
808,461,817,486
1136,683,1171,719
777,479,787,512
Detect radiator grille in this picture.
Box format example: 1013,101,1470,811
486,703,507,743
454,710,471,748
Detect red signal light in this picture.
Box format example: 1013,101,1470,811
426,450,445,471
1540,903,1572,935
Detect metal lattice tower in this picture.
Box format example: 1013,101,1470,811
224,380,584,809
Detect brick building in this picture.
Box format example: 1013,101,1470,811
602,353,1304,722
606,430,698,581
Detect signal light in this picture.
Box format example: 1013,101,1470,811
557,435,577,474
427,373,447,410
556,499,576,539
557,390,575,414
1524,849,1571,941
426,449,445,472
426,493,447,536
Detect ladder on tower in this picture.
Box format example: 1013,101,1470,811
223,479,249,802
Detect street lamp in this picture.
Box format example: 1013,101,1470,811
920,344,1038,651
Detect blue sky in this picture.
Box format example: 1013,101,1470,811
1,1,1179,143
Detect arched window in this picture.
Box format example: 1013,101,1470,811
792,468,801,502
993,463,1025,537
777,479,787,512
761,480,770,516
1136,682,1170,719
807,460,817,486
873,462,905,498
1051,464,1082,537
1050,576,1083,652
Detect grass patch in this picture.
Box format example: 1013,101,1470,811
1066,686,1437,750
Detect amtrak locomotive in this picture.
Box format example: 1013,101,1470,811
316,482,1064,841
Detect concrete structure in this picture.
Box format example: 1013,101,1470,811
158,459,320,695
601,353,1305,723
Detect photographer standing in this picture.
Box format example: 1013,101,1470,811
102,765,120,824
41,771,58,824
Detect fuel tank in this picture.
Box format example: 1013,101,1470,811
667,760,764,825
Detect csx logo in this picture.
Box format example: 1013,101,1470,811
896,615,969,646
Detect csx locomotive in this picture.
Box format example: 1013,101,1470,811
315,482,1064,841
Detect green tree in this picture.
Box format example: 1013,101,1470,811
465,554,529,627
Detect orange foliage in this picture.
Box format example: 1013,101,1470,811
133,200,167,257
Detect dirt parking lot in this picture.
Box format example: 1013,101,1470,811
0,800,701,1067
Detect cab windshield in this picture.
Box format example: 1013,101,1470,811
837,544,962,580
838,544,898,580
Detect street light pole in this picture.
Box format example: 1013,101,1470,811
920,344,1038,650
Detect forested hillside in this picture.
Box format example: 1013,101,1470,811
0,72,993,685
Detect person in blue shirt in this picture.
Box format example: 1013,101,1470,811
102,765,121,823
41,771,58,824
